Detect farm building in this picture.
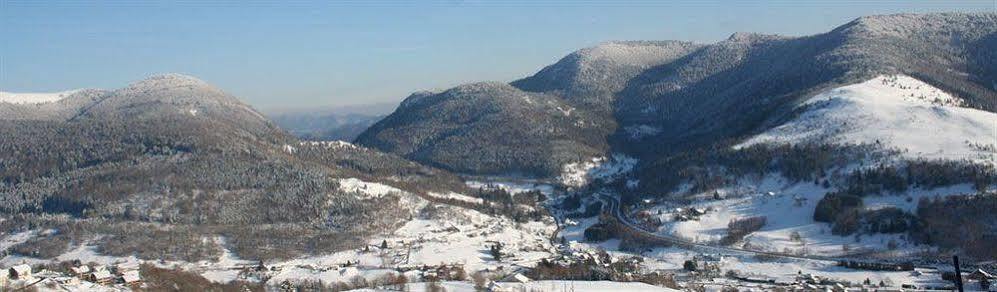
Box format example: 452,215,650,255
89,269,114,285
9,264,31,280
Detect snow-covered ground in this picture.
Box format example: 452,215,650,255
338,178,406,199
465,180,555,196
426,191,485,204
301,140,360,150
0,189,559,289
740,75,997,164
642,174,963,257
559,154,638,187
342,280,677,292
0,90,80,104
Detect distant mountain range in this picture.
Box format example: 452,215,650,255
266,102,397,141
358,13,997,180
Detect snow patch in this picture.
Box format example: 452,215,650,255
338,178,406,199
282,144,297,154
0,89,81,104
740,75,996,164
301,140,360,150
558,154,638,187
427,192,484,205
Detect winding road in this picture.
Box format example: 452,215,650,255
596,191,918,266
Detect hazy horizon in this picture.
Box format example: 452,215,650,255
2,0,994,111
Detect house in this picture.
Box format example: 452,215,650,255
486,280,510,292
968,268,995,280
9,264,32,280
122,270,142,287
89,269,114,285
512,273,531,283
70,265,91,278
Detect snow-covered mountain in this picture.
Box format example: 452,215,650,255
740,75,996,164
0,89,82,104
357,12,997,265
0,74,493,265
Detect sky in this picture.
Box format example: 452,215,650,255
1,0,995,111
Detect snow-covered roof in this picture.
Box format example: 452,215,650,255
92,269,113,279
122,270,141,283
71,265,91,274
10,264,31,275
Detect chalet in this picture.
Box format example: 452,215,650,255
70,265,91,279
9,264,32,280
89,269,114,285
122,270,142,287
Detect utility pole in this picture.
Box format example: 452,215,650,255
953,255,964,292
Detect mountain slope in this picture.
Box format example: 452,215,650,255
616,13,997,156
358,41,702,178
739,75,996,163
357,82,610,177
0,74,472,262
512,41,702,112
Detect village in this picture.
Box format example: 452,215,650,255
2,261,142,291
3,244,995,291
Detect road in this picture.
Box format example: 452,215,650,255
595,191,913,265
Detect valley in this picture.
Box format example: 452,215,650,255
1,11,996,292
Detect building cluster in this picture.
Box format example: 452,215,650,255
1,262,143,290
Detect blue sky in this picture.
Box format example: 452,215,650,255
1,1,994,110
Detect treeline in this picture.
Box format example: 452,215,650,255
636,143,875,197
0,115,477,262
912,193,997,260
720,216,767,245
842,160,995,196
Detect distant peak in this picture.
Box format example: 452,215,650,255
836,12,997,37
725,32,783,43
126,73,214,91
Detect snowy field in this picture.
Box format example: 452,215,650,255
740,75,997,164
642,174,974,257
559,154,638,187
0,181,559,289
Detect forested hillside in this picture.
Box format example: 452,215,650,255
0,74,468,262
